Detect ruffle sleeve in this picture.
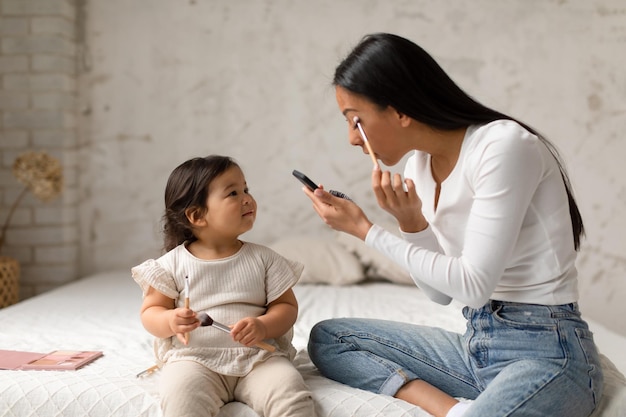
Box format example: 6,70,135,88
131,259,179,299
264,249,304,304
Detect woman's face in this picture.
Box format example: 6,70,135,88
335,86,413,167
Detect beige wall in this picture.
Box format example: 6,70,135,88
0,0,79,298
1,0,625,336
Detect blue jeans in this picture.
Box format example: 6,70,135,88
308,301,604,416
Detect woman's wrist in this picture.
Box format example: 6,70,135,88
355,220,374,241
399,217,429,233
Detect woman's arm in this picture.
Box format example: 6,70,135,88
305,126,546,308
367,134,545,307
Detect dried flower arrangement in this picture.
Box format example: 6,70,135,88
0,151,64,253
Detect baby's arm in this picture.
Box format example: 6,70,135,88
140,286,199,345
230,288,298,348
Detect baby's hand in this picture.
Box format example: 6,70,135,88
170,307,198,345
230,317,267,347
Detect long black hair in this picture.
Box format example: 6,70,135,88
334,33,584,250
162,155,239,251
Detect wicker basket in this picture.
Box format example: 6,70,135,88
0,256,20,308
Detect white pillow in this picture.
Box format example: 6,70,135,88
269,236,365,285
335,230,414,285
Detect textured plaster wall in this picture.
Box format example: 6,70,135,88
77,1,626,335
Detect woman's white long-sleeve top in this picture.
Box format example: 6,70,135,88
365,120,579,308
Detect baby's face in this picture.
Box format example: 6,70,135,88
203,165,257,236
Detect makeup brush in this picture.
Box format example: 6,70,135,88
198,312,276,352
353,116,380,169
183,276,190,344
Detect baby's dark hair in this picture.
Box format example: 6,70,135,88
162,155,239,251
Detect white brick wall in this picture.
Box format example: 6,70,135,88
0,0,78,302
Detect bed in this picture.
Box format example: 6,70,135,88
1,235,625,417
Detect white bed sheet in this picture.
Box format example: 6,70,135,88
0,271,624,417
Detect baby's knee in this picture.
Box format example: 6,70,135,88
264,379,315,417
242,361,315,417
160,361,224,417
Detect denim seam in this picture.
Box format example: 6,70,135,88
502,318,569,415
573,327,603,407
338,331,478,393
502,366,565,417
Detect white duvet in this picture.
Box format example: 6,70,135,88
0,271,624,417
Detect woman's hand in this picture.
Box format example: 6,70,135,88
372,169,428,233
303,185,373,240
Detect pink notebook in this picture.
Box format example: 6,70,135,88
0,349,103,371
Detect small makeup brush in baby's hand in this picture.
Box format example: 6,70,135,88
198,313,276,352
183,276,190,344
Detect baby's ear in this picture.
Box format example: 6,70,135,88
185,206,206,226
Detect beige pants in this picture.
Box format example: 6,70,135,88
160,356,316,417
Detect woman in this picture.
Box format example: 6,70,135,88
304,33,603,417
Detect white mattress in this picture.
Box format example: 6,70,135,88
0,271,624,417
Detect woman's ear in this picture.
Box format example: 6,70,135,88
387,105,411,128
185,206,206,226
395,109,412,128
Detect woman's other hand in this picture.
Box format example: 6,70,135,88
372,169,428,233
